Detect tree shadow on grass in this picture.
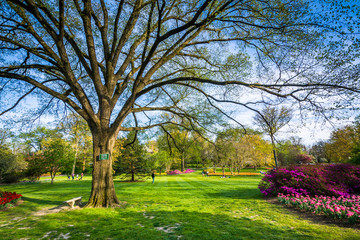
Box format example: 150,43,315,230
21,196,64,207
21,208,315,240
206,188,263,200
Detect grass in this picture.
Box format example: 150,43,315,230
0,172,359,239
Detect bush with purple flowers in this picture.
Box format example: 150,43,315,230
167,169,195,175
258,164,360,197
167,170,182,175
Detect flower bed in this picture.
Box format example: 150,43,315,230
258,164,360,197
167,169,195,175
0,192,22,209
208,172,261,176
154,172,167,176
277,193,360,223
167,170,182,175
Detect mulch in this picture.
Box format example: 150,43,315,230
266,197,360,230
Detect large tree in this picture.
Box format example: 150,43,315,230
0,0,359,207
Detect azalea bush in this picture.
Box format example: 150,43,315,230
167,170,182,175
277,193,360,223
258,164,360,197
208,172,261,176
167,169,195,175
0,191,22,209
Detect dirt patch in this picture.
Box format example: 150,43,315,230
266,197,360,230
33,205,81,216
155,223,181,233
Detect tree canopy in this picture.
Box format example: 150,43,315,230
0,0,359,207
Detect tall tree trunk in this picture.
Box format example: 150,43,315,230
71,144,78,176
131,162,135,182
270,135,278,168
181,152,185,172
82,157,86,172
86,132,120,208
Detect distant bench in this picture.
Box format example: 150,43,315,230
64,196,82,208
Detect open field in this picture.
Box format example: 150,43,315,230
1,172,359,239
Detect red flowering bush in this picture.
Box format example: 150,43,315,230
278,193,360,223
0,191,22,209
258,164,360,197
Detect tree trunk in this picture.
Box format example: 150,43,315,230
71,141,79,176
271,135,278,168
82,157,86,172
86,133,120,208
51,171,55,184
181,152,185,172
131,162,135,182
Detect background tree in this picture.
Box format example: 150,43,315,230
61,114,93,175
113,132,150,182
24,152,46,181
149,150,170,175
18,127,62,154
254,106,292,168
42,138,74,184
295,154,314,165
325,124,360,163
0,145,26,183
309,141,328,163
241,134,272,171
277,140,305,166
1,0,359,207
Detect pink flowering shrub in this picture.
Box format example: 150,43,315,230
277,193,360,223
258,164,360,197
167,169,195,175
167,170,182,175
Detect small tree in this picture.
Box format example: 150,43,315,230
42,138,74,184
113,133,150,182
296,154,314,165
150,150,171,175
254,106,292,168
0,145,26,183
24,152,46,181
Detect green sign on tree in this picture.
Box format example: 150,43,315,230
99,154,109,161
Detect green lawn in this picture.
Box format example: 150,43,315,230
0,172,359,239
